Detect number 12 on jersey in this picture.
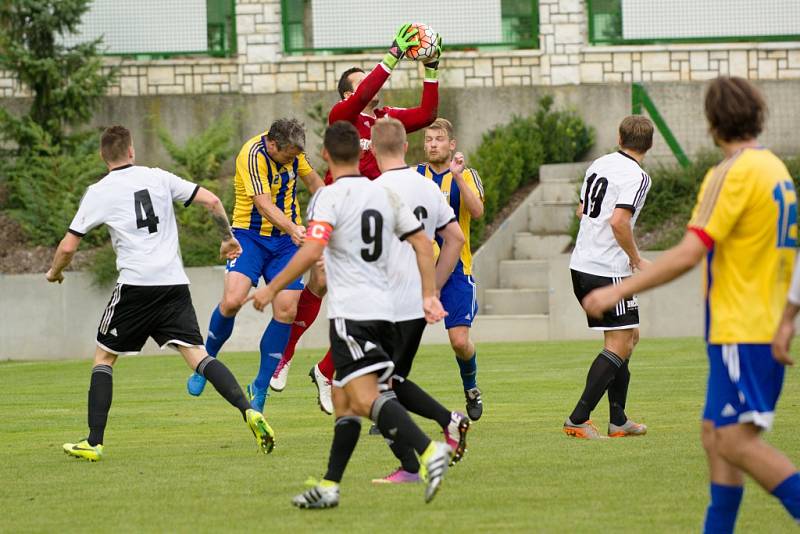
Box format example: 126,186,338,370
773,180,798,249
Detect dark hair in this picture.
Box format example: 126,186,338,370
704,76,766,142
618,115,654,153
266,118,306,151
337,67,365,100
324,121,361,163
100,125,132,163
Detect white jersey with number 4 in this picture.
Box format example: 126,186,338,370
69,165,199,286
306,176,423,322
570,151,651,277
375,167,457,321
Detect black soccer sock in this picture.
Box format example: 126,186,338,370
569,349,624,425
323,416,362,483
87,364,113,446
393,377,452,429
376,391,420,473
607,359,631,426
370,394,431,455
197,356,250,419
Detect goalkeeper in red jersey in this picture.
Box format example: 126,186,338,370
269,24,442,412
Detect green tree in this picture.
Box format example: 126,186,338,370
0,0,117,147
0,0,116,247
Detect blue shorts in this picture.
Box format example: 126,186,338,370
441,271,478,329
226,229,304,290
703,344,785,430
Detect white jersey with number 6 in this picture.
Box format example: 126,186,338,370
570,151,652,277
306,175,423,322
376,167,457,321
69,165,199,286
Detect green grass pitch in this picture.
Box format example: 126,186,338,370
1,338,798,533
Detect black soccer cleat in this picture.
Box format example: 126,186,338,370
465,387,483,421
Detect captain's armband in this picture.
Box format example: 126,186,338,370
307,221,333,244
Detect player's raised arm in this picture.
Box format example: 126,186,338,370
328,24,419,124
450,153,484,219
387,37,441,133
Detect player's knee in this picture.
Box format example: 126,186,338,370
349,393,376,418
308,272,327,296
272,299,298,323
219,295,243,316
450,332,471,355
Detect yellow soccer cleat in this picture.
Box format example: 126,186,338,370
246,409,275,454
63,440,103,462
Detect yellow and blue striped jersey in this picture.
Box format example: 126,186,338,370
689,148,796,344
417,163,485,275
231,132,313,237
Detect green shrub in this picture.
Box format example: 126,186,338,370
3,126,107,246
469,96,595,246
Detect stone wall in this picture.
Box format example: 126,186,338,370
1,0,798,99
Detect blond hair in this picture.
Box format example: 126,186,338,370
371,117,407,157
425,118,454,140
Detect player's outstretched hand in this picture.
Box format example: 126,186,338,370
582,285,622,318
45,269,64,284
632,257,652,272
246,286,277,312
450,152,465,176
290,224,307,246
384,23,420,69
772,318,796,366
220,237,242,260
423,295,448,324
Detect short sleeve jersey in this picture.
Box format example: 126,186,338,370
375,167,457,321
688,148,796,344
306,176,423,322
68,165,199,286
570,151,652,277
231,132,314,238
416,164,485,275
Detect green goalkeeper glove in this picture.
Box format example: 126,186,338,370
423,35,443,80
383,23,420,70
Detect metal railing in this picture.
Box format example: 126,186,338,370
281,0,539,54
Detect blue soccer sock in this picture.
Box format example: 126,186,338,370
253,319,292,390
703,483,743,534
456,352,478,390
772,472,800,523
205,305,235,358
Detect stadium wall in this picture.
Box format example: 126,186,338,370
1,0,799,99
0,258,702,361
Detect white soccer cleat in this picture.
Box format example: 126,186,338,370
309,365,333,415
270,358,291,392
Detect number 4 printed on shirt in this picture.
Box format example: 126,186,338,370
134,189,160,234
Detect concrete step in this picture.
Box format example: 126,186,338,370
513,232,572,259
538,181,580,203
498,259,549,288
529,201,576,234
539,162,589,183
483,288,549,315
471,314,550,342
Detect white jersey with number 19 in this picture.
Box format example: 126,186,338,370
69,165,199,286
570,151,651,278
306,176,424,322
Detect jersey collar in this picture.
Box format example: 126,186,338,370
110,164,133,172
616,150,642,168
335,174,367,180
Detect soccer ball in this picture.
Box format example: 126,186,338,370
406,23,439,61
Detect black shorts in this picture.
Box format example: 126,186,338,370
329,318,397,387
570,269,639,330
96,284,204,355
392,318,427,380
